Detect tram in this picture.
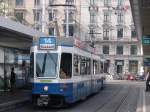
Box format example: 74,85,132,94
31,37,105,106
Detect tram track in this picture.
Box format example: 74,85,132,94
94,85,132,112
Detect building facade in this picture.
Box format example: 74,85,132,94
92,0,143,77
11,0,143,78
12,0,91,40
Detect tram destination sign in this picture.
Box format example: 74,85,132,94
39,37,56,50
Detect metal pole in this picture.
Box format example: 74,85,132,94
42,0,46,33
3,48,7,91
66,6,69,38
103,61,105,73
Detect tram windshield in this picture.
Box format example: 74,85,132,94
36,53,58,77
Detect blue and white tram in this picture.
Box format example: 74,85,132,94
31,37,105,106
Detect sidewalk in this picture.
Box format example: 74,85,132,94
136,87,150,112
0,89,30,112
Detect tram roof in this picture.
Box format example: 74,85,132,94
34,37,96,54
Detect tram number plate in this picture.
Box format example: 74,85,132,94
40,95,48,97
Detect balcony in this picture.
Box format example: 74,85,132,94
88,23,98,29
103,20,111,25
103,36,109,40
89,5,98,13
15,4,26,11
63,18,75,24
117,20,125,25
33,5,42,11
94,36,139,43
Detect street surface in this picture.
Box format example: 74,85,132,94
9,80,148,112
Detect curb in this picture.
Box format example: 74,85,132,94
0,98,29,112
136,88,143,112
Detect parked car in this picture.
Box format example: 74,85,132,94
127,75,136,80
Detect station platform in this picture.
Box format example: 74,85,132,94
0,89,30,112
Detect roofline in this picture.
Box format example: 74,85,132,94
0,16,46,38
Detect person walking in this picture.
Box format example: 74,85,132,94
145,70,150,92
10,67,16,92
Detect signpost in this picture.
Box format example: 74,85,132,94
39,37,56,50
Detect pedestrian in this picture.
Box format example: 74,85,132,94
10,67,16,92
145,70,150,92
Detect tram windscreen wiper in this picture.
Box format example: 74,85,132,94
41,54,47,74
47,53,57,66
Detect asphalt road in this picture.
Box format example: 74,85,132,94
9,80,146,112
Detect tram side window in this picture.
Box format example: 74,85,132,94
80,57,91,75
30,53,34,78
93,60,100,75
74,55,80,76
86,58,91,75
80,56,86,75
60,53,72,79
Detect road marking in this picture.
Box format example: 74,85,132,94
143,91,146,112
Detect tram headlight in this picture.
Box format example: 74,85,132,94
44,86,49,92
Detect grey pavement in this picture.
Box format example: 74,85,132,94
0,89,30,112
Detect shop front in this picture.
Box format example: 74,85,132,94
0,47,30,89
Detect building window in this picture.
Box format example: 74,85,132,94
69,11,74,22
129,60,138,74
49,11,54,21
35,26,41,31
104,12,110,22
118,0,124,6
104,0,111,6
103,45,109,54
115,60,124,74
117,28,123,38
116,45,123,55
49,27,55,36
118,13,124,23
103,29,109,40
65,0,74,5
49,0,54,5
34,12,40,22
65,11,74,23
64,25,74,37
90,13,96,23
69,25,74,36
16,0,24,6
34,0,40,6
131,29,137,38
15,12,24,22
90,0,95,5
130,45,137,55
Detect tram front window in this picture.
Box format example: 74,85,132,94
36,53,58,77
